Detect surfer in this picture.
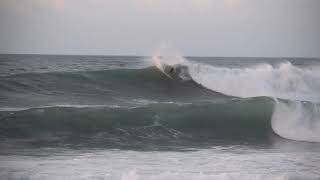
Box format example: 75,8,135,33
153,55,191,80
168,67,174,74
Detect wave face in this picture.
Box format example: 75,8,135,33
0,99,272,133
0,67,222,108
0,99,274,148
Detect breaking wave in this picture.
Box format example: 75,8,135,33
153,56,320,142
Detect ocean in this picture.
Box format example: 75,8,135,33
0,54,319,180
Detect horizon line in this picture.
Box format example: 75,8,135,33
0,53,319,59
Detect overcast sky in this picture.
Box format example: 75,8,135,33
0,0,319,57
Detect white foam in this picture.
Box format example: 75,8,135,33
187,61,320,102
272,101,320,142
1,148,319,180
120,170,314,180
0,107,30,112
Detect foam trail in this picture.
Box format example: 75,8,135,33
272,101,320,142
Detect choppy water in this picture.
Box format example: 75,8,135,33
0,54,320,180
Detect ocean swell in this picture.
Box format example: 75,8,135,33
0,99,273,144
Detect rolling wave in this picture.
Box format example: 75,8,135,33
0,99,273,143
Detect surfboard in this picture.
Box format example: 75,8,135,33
161,63,191,80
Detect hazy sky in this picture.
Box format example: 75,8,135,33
0,0,319,57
